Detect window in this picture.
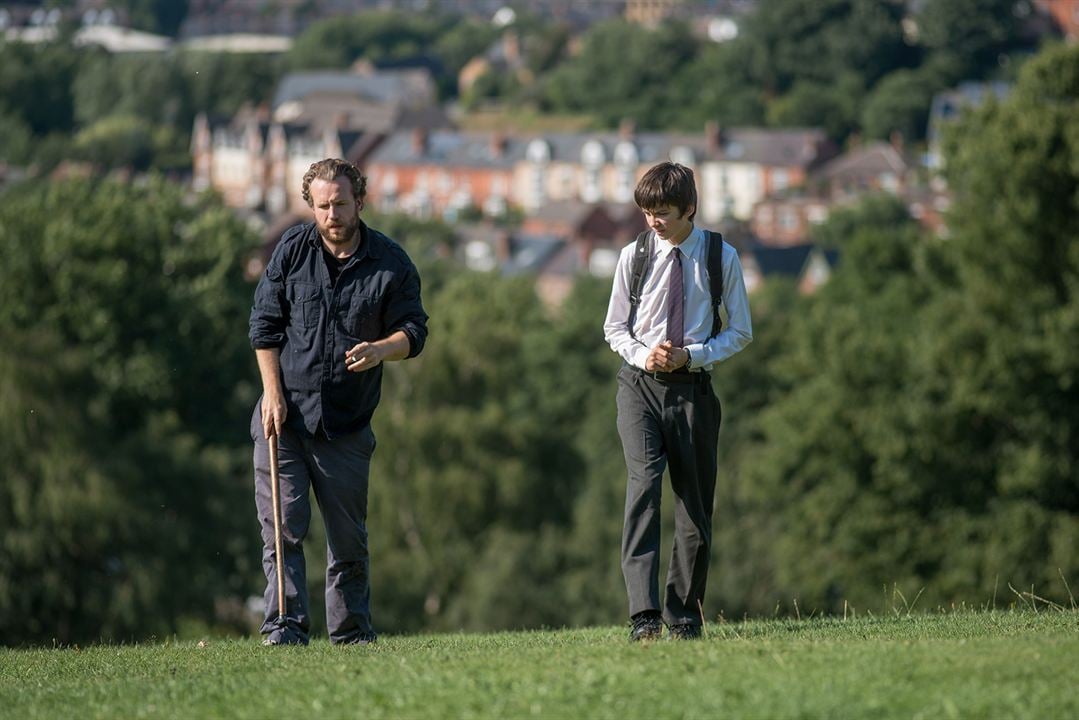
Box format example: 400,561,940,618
581,140,605,167
779,208,797,230
527,139,551,165
613,141,639,204
807,205,828,224
580,140,605,203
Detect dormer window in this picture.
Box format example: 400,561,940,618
581,140,605,167
614,141,638,203
527,139,551,165
614,141,638,167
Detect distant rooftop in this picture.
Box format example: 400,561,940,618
4,24,172,52
273,68,434,110
180,34,293,53
369,131,526,169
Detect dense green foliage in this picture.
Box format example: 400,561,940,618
526,0,1038,139
709,44,1079,617
284,10,498,99
0,41,282,169
2,612,1077,719
0,178,261,645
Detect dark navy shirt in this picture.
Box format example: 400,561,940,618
249,221,428,438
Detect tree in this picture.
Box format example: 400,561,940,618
367,269,588,631
933,41,1079,568
733,200,946,614
676,41,766,130
71,115,155,169
765,73,864,140
0,177,260,644
73,52,185,129
539,19,701,128
113,0,190,36
0,40,79,136
861,67,939,142
179,52,284,119
916,0,1029,85
810,194,914,249
742,0,915,97
0,111,33,165
719,43,1079,617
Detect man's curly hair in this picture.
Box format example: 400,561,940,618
301,158,368,207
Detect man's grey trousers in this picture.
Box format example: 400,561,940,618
251,404,377,644
616,365,721,627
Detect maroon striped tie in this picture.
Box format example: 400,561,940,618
667,247,684,347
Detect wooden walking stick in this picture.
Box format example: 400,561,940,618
268,433,286,623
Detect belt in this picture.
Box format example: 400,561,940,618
631,366,710,385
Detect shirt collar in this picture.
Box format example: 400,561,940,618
655,225,701,257
353,221,379,261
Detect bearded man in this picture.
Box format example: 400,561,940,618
248,158,428,645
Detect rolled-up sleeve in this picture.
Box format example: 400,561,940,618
249,249,288,349
384,261,428,358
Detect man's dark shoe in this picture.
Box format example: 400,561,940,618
629,611,664,642
262,627,309,646
336,633,377,646
668,623,702,640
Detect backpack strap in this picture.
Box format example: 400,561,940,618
706,230,725,339
626,230,653,339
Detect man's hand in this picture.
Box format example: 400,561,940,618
345,342,386,373
645,341,689,372
261,388,287,439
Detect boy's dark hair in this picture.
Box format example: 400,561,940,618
633,162,697,221
301,158,367,207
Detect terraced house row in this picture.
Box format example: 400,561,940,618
192,112,835,229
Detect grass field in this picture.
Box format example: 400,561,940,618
3,610,1077,719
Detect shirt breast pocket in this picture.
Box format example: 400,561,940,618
286,282,321,329
347,291,383,340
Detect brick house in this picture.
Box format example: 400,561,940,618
191,110,384,214
696,124,834,223
364,130,525,219
750,141,911,245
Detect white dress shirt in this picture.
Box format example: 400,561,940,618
603,226,753,371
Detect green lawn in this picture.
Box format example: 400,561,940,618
3,611,1077,719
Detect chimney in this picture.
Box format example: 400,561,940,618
502,31,520,66
889,130,905,154
490,132,507,159
411,128,428,156
619,118,636,141
705,121,721,156
495,231,512,264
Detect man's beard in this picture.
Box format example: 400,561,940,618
319,216,359,246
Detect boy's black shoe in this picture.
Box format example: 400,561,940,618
668,623,702,640
629,611,664,642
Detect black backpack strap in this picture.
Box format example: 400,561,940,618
626,230,653,339
706,230,725,339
